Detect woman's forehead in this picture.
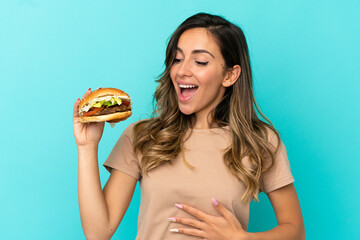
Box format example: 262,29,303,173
177,28,221,57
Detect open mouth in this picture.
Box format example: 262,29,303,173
179,84,198,99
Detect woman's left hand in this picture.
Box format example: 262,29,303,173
168,198,248,240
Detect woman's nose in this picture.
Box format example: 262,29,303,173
177,60,192,77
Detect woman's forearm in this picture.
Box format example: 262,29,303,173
77,144,111,239
245,223,305,240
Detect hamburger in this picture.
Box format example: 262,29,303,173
78,88,132,124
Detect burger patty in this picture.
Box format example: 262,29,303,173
92,105,130,116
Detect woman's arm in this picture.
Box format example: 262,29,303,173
246,183,305,240
78,146,137,240
166,184,304,240
103,169,138,237
74,89,137,239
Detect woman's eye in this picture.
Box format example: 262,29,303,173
196,61,208,66
174,58,182,63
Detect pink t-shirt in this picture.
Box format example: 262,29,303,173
103,122,294,239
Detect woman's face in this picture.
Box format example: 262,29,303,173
170,27,228,123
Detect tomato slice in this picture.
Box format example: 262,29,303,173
122,100,131,107
83,106,105,116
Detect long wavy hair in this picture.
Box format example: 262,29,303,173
133,13,281,202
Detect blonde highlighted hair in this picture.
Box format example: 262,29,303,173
133,13,281,202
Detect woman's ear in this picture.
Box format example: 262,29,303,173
222,65,241,87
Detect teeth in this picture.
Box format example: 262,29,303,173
179,84,197,88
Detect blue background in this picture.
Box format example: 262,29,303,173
1,0,359,239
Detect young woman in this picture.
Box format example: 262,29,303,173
73,13,305,240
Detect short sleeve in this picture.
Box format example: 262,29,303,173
259,135,294,194
103,123,142,181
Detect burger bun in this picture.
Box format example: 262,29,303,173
79,111,132,123
78,88,132,124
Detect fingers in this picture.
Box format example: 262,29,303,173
73,88,92,120
212,199,239,223
174,203,209,223
73,87,102,120
170,227,205,238
175,200,235,224
73,98,81,119
81,87,93,100
80,87,103,101
168,217,206,230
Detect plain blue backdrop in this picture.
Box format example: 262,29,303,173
1,0,359,239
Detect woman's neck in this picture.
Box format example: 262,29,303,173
193,113,217,129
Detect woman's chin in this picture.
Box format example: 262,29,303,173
179,106,194,116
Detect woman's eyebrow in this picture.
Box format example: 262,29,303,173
176,47,215,59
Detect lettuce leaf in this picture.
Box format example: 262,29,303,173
91,97,123,108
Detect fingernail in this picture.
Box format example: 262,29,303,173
170,229,179,233
174,203,183,209
77,98,80,101
212,197,219,207
168,217,176,222
88,88,91,91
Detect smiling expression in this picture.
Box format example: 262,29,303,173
170,28,230,124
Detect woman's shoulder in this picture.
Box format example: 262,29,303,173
123,118,152,137
263,125,281,147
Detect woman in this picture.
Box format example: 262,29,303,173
73,13,305,240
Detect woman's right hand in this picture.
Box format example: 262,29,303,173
73,88,105,147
